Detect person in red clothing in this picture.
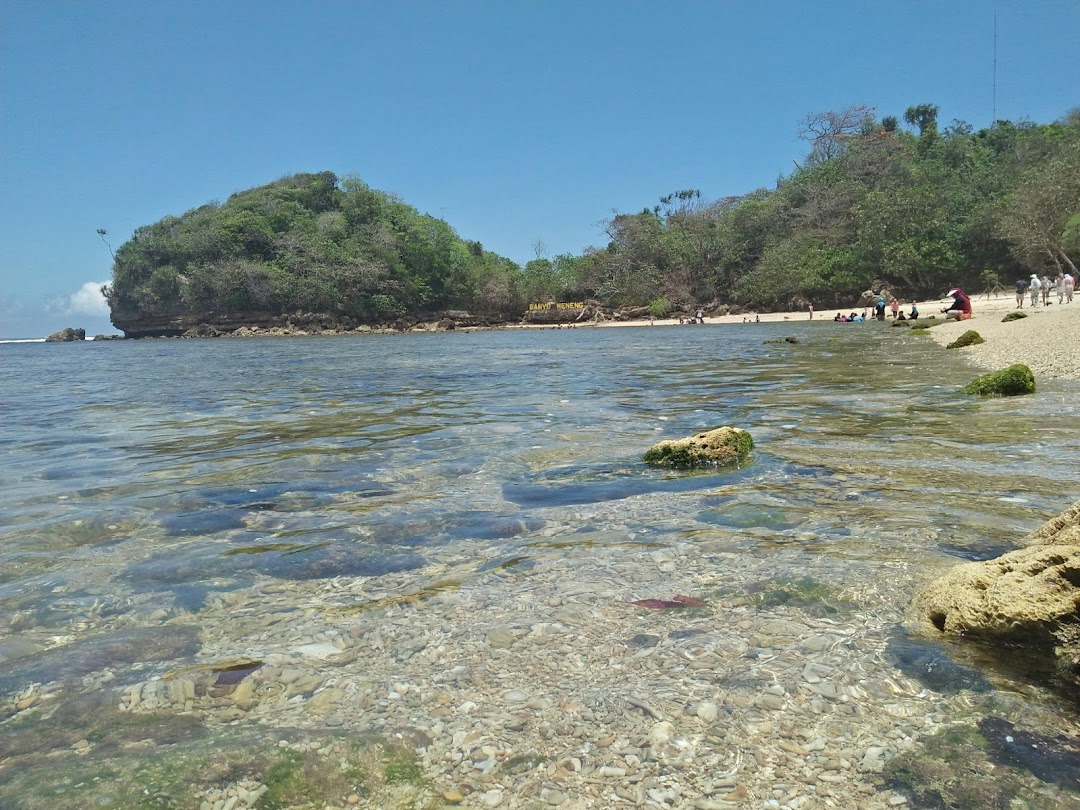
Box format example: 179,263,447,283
943,288,972,320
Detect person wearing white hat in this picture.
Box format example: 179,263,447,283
943,288,972,320
1029,274,1041,307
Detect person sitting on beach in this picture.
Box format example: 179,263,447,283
909,302,919,320
852,312,864,322
943,288,972,320
834,312,842,322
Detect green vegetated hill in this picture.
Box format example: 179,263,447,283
105,172,527,335
107,105,1080,334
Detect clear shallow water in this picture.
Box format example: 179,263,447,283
2,323,1080,800
3,325,1079,628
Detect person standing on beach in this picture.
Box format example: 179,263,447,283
1015,277,1027,308
874,296,886,321
808,302,813,320
1056,273,1067,305
1066,272,1075,303
890,298,899,319
1041,275,1052,306
1030,274,1041,307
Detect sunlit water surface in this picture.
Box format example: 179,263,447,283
2,322,1079,803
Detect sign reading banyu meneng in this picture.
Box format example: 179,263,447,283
528,302,584,311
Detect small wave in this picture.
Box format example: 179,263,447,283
0,338,46,344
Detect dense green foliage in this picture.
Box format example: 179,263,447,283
107,105,1079,323
105,172,524,320
567,106,1080,309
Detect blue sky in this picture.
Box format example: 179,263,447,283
1,0,1077,338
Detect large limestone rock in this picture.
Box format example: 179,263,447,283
913,501,1080,688
644,427,753,468
45,327,85,342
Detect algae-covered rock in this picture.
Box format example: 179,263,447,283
764,336,799,344
960,363,1035,396
644,427,753,468
1002,311,1028,322
913,500,1080,691
946,329,985,349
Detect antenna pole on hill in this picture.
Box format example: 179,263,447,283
992,9,998,122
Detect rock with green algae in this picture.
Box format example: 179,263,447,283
884,724,1032,809
644,427,753,468
1002,311,1028,322
946,329,985,349
959,363,1035,396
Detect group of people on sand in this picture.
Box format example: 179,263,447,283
1015,272,1075,308
675,309,707,325
826,288,974,323
832,297,921,323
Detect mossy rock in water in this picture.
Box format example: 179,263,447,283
763,336,799,344
960,363,1035,396
644,426,753,468
1002,311,1028,322
884,724,1026,809
946,330,985,349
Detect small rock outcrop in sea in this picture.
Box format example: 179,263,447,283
45,327,85,342
960,363,1035,396
644,426,753,468
946,329,985,349
913,500,1080,690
